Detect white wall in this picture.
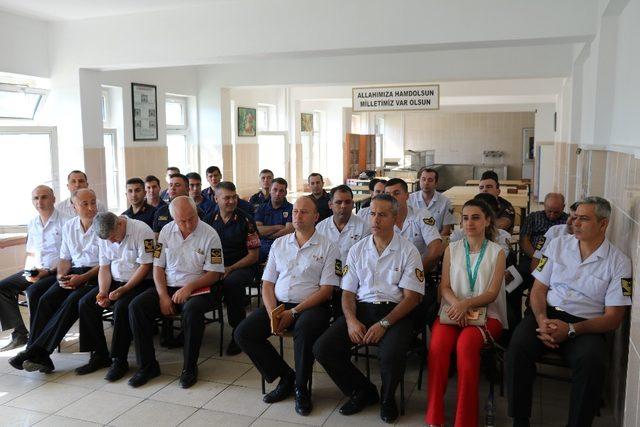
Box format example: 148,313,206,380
0,11,49,78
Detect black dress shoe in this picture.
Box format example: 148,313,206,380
294,385,312,416
0,334,28,352
225,338,242,356
128,362,161,388
23,354,55,374
263,371,295,403
104,359,129,382
380,399,399,423
179,368,198,389
339,384,379,415
75,352,110,375
8,349,32,370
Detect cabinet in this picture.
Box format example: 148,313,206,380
343,133,376,181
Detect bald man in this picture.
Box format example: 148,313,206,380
519,193,568,261
0,186,71,351
129,196,224,389
9,189,100,373
235,196,341,416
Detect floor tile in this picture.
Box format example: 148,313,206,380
197,359,252,384
53,369,111,389
260,396,340,426
150,379,227,408
251,420,309,427
35,414,102,426
98,374,175,398
0,373,46,404
178,408,254,426
6,382,90,414
0,405,49,426
203,385,270,417
56,390,142,424
110,400,197,427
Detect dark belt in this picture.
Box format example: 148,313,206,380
361,301,397,306
547,305,586,323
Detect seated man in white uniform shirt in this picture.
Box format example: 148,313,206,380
313,194,425,423
0,185,70,350
235,196,341,416
128,196,224,389
55,170,107,217
408,167,456,235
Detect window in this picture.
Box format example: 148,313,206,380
103,129,122,211
167,134,189,173
351,114,362,134
257,104,276,132
100,91,108,124
0,84,47,119
0,127,58,226
166,97,187,130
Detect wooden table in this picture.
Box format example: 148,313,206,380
465,179,531,187
443,186,530,225
289,192,370,212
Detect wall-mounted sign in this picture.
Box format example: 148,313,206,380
352,84,439,112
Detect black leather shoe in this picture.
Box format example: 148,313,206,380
0,334,28,352
8,349,32,370
380,399,399,423
75,352,110,375
179,368,198,389
263,371,295,403
339,384,379,415
294,385,312,416
226,338,242,356
128,362,161,388
104,359,129,382
23,354,55,373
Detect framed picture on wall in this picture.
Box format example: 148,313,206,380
301,113,313,132
238,107,256,137
131,83,158,141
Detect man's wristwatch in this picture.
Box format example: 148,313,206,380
290,308,299,320
568,323,576,339
379,319,390,329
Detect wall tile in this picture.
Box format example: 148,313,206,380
624,346,639,427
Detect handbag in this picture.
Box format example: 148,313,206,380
438,304,487,326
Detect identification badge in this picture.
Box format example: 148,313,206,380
536,255,548,272
423,217,436,226
621,277,633,297
144,239,155,254
335,259,343,277
153,243,163,259
210,248,222,264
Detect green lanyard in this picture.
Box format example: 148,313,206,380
464,239,488,294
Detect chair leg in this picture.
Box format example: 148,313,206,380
279,336,284,356
261,376,266,394
218,305,224,357
365,345,371,380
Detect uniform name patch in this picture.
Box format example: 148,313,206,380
415,268,425,282
423,217,436,226
535,236,546,251
153,243,163,259
621,278,633,297
536,255,548,272
335,259,343,277
144,239,155,254
210,248,223,264
158,216,168,221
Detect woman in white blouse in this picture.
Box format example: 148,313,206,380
425,198,507,427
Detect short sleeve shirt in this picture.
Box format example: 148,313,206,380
98,218,154,282
197,197,216,218
249,191,270,212
408,191,456,231
153,220,225,287
262,231,341,303
342,233,425,303
533,224,569,259
315,214,370,264
26,209,72,269
533,235,632,319
208,208,261,266
311,191,332,222
59,216,100,268
255,200,294,256
55,198,107,218
122,201,156,228
395,206,442,256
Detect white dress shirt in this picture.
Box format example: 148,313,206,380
59,216,100,268
98,218,154,282
26,209,72,269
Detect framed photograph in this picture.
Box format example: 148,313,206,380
131,83,158,141
301,113,313,132
237,107,256,137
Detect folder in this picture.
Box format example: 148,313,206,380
270,304,285,334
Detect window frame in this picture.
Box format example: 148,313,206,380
0,84,48,120
165,96,188,130
0,126,59,231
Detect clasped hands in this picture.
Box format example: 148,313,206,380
535,317,569,348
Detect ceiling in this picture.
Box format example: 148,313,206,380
0,0,234,21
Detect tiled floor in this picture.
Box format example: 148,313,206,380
0,306,617,427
